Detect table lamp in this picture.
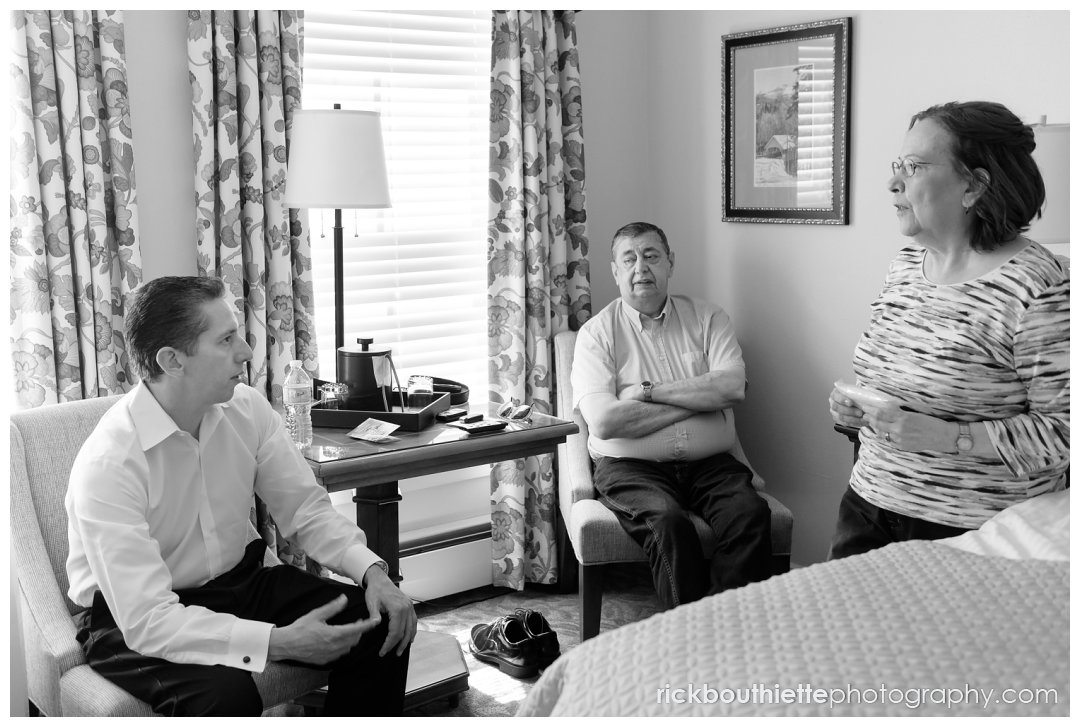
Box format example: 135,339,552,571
284,106,391,372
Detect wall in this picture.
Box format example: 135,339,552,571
125,10,198,279
574,11,652,304
578,9,1069,565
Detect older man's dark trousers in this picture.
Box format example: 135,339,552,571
592,451,772,610
74,540,410,717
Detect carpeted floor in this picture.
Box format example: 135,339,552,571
403,563,661,717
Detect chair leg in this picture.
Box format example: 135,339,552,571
580,563,604,642
771,553,791,576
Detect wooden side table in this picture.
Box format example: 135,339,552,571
299,405,577,712
304,406,578,581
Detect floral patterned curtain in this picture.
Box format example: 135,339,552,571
188,10,319,571
10,10,143,409
187,10,316,400
488,10,591,589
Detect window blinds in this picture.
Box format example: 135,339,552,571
795,41,836,206
300,10,490,394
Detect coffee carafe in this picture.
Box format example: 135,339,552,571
337,338,396,411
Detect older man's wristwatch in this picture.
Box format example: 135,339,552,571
955,422,973,452
640,381,654,402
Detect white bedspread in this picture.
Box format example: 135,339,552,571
518,539,1069,716
937,488,1069,561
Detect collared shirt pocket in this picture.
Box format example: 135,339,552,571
680,350,708,377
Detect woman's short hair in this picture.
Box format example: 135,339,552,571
125,276,227,381
611,221,670,256
910,101,1045,252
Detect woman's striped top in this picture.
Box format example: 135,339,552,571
850,241,1069,529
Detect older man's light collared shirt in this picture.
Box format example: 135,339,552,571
66,382,385,672
571,295,745,461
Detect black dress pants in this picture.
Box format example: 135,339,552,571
75,540,410,717
592,451,773,610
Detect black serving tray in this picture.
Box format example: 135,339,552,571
310,391,451,432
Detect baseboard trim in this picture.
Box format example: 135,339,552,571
400,522,490,558
400,538,493,602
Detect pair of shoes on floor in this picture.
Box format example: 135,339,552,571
468,608,561,679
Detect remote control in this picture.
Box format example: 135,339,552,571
462,412,484,423
447,419,508,435
436,407,469,422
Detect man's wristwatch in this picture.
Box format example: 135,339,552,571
955,422,973,453
640,380,654,403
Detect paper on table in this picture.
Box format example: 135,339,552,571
347,418,401,443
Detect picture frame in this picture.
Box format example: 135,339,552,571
722,17,851,225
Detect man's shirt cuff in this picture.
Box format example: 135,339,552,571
341,543,388,586
229,618,273,672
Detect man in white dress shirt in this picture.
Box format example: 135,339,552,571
572,222,772,609
66,276,415,716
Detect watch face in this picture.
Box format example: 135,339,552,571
957,423,973,452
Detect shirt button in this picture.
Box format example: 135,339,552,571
243,656,251,664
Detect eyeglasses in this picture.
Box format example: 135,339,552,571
497,402,533,422
891,158,941,178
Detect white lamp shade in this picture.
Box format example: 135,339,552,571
1028,124,1069,246
283,109,391,209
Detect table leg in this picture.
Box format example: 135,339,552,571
352,481,403,582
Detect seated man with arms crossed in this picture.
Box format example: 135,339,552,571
66,276,415,716
572,222,772,609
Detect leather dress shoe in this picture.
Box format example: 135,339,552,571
469,615,540,678
515,608,560,667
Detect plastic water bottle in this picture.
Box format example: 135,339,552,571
283,360,313,448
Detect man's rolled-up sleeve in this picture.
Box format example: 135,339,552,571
571,325,616,410
705,307,746,379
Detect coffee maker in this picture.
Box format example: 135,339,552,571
337,338,398,411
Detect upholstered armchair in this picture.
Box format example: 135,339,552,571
553,330,794,641
10,395,329,716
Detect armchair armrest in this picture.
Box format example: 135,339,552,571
16,576,87,716
11,521,88,717
10,424,90,716
554,330,597,525
556,413,596,524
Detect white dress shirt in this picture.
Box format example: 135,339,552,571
66,382,385,672
572,295,745,461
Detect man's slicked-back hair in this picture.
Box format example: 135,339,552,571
611,221,670,257
125,276,227,381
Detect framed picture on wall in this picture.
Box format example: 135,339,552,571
722,17,851,224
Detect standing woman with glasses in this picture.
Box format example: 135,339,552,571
826,101,1069,559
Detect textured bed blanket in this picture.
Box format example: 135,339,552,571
518,541,1069,716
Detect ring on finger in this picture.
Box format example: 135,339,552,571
884,431,892,442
